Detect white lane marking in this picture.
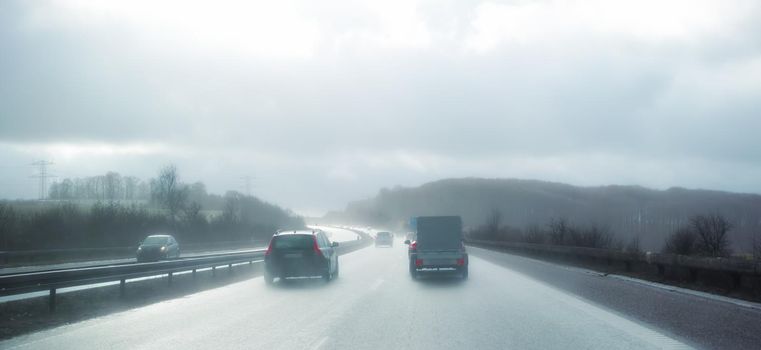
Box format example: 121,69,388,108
310,336,329,350
369,278,385,291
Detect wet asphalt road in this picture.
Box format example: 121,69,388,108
1,227,712,350
469,246,761,350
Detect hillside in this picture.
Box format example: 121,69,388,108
324,178,761,251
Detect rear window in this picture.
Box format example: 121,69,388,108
142,236,169,245
273,235,314,249
415,216,463,250
377,232,391,238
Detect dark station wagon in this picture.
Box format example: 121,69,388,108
263,230,339,284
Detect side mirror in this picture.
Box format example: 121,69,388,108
404,240,411,245
331,242,339,247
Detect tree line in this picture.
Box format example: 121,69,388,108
48,172,150,201
326,178,761,252
467,210,737,258
466,211,631,251
0,165,304,250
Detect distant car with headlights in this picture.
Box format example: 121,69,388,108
264,230,339,284
136,234,180,262
375,231,394,247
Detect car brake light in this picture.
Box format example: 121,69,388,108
265,240,274,256
313,237,324,258
456,258,465,266
415,259,423,267
409,241,417,251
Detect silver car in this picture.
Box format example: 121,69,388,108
375,231,394,247
136,234,180,262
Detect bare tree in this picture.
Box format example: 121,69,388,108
548,218,571,245
183,201,203,221
123,176,139,200
220,192,242,224
753,231,761,261
0,204,16,250
136,180,151,200
48,182,60,200
88,176,104,200
486,209,501,236
59,179,73,200
104,171,122,202
524,224,546,244
151,165,188,219
625,235,641,254
690,214,732,257
188,182,208,204
74,178,87,199
663,226,696,255
568,223,612,248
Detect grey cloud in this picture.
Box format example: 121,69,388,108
1,0,761,212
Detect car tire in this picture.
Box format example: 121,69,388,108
264,272,274,285
322,268,332,282
460,266,468,280
333,261,339,279
409,263,418,279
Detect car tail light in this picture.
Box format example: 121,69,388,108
415,259,423,267
456,258,465,266
313,237,324,258
265,240,274,256
409,241,417,252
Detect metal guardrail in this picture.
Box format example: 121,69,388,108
0,240,270,266
467,239,761,288
0,249,266,311
1,230,370,311
643,253,761,275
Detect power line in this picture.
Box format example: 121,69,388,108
30,160,55,200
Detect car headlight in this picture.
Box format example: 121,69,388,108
160,246,166,252
137,247,142,252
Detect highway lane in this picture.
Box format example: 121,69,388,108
1,228,359,276
2,228,692,350
0,229,360,304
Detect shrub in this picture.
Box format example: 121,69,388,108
663,227,696,255
690,214,732,257
524,225,546,244
568,224,613,249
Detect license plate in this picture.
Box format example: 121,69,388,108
284,253,303,258
426,259,455,265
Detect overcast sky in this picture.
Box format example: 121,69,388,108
1,0,760,215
